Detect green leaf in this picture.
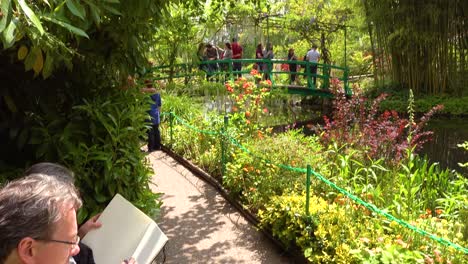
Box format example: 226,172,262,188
24,46,39,71
95,193,108,203
16,129,28,149
76,206,88,224
83,0,100,25
41,0,51,8
66,0,86,20
2,19,16,49
0,0,11,32
102,0,120,3
102,4,122,16
18,0,44,35
42,16,89,38
42,51,54,79
3,95,17,113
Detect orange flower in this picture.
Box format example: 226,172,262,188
257,130,264,139
232,106,238,112
250,69,258,75
246,120,251,125
245,111,251,118
263,108,268,113
435,209,443,215
394,238,408,248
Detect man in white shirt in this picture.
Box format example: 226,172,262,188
306,44,320,86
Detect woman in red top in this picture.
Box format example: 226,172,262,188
231,38,243,78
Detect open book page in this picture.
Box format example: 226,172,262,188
133,222,169,264
82,194,167,264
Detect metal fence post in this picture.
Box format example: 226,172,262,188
169,112,174,147
306,165,311,216
221,115,229,178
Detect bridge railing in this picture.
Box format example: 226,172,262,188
146,59,351,96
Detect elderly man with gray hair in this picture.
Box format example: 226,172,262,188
0,174,82,264
1,164,137,264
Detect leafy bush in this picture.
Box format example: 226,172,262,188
320,88,443,163
224,130,326,211
158,78,468,262
259,193,468,264
28,89,161,221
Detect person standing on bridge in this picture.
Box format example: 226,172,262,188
255,43,264,72
288,48,298,85
205,43,219,82
306,44,320,86
262,43,274,80
222,42,233,82
231,38,243,79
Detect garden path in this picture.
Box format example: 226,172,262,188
147,151,294,264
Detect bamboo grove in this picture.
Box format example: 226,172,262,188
363,0,467,95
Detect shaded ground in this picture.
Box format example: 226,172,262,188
147,151,294,264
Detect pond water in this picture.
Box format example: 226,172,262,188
423,118,468,175
203,96,468,175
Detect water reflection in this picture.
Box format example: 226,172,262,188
423,119,468,175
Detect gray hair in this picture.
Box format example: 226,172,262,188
0,174,82,262
25,162,75,183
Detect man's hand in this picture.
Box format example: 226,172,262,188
78,213,102,238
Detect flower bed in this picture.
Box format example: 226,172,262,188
161,71,468,263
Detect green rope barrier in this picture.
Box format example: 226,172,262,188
307,168,468,254
162,112,468,254
172,115,219,136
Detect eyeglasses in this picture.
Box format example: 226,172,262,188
36,236,80,250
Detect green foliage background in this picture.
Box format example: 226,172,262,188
0,0,179,218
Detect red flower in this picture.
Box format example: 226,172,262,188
250,69,258,75
263,108,268,113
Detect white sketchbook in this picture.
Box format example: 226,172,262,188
81,194,168,264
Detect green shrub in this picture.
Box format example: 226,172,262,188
224,130,326,211
29,89,161,222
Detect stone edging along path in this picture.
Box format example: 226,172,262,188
159,146,308,263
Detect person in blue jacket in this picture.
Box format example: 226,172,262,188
142,80,162,152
